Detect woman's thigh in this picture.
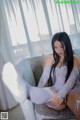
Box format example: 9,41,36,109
29,87,54,104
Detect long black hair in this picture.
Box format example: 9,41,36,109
47,32,74,86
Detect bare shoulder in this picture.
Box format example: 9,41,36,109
73,55,80,68
45,55,54,67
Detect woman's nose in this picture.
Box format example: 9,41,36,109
58,48,62,52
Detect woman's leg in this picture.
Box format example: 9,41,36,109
25,82,66,109
25,81,54,104
29,87,54,104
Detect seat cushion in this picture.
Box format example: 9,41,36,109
35,104,76,120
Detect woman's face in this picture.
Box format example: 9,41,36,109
54,40,65,57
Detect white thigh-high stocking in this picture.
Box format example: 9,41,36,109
29,87,54,104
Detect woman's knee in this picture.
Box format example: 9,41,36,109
29,87,41,104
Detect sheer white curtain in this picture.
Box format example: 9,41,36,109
0,0,80,64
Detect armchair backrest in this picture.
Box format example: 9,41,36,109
29,55,50,85
16,58,35,86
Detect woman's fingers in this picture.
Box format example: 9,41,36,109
51,96,63,106
57,98,63,105
50,92,64,106
47,98,63,106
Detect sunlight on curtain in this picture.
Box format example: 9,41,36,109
2,0,31,63
4,0,27,46
22,0,49,41
1,0,80,64
46,0,60,33
76,4,80,23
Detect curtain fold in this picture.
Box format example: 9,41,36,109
0,0,80,64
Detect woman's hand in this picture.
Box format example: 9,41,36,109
47,92,64,106
51,92,63,106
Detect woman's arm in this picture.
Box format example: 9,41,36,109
48,68,79,106
48,56,80,106
58,55,80,98
38,55,54,87
38,67,51,87
58,68,79,98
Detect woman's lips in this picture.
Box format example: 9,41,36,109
58,53,63,56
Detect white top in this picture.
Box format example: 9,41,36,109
38,66,79,98
53,66,67,91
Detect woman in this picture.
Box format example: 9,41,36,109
26,32,80,110
2,32,80,110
